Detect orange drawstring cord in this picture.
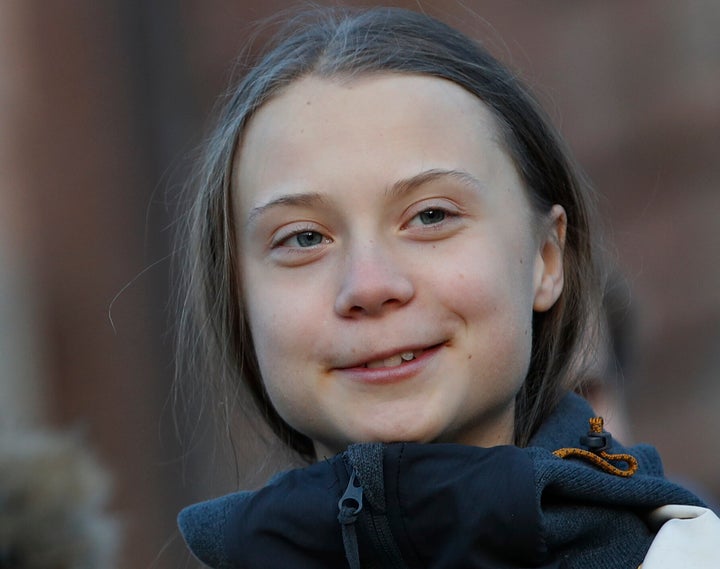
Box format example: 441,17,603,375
553,417,639,478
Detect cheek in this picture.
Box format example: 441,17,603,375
242,288,313,428
242,273,286,377
440,245,537,316
443,245,537,361
242,271,327,384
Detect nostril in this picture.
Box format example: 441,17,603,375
345,295,409,317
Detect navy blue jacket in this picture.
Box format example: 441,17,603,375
178,394,704,568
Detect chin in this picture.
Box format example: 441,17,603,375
353,422,442,446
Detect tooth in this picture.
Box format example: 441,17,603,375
366,354,404,369
384,354,403,367
364,351,422,369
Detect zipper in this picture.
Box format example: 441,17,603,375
338,448,409,569
359,507,408,568
338,470,364,569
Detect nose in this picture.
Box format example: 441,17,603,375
334,242,415,317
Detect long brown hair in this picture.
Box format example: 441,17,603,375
176,7,603,460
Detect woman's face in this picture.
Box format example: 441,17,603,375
235,74,565,458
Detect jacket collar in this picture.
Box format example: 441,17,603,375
178,393,704,568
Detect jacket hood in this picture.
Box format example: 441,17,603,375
178,394,704,568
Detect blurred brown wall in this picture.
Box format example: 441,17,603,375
1,1,718,567
0,2,191,568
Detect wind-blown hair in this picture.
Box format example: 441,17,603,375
176,7,602,459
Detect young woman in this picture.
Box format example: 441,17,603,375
175,7,719,568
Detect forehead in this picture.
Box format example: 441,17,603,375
233,73,516,213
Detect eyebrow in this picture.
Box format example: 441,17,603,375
245,168,485,225
246,192,330,225
385,168,486,199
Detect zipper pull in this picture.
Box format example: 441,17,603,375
338,470,363,569
338,471,363,521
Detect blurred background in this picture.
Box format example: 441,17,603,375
1,1,718,567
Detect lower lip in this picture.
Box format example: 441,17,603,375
335,344,443,385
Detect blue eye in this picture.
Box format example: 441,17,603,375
277,229,329,248
292,231,324,247
417,209,446,225
403,203,463,234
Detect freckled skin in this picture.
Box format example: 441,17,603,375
236,74,565,458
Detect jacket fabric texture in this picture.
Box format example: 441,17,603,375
178,393,706,568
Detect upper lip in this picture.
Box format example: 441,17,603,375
334,341,445,369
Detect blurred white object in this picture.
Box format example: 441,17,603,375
642,504,720,568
